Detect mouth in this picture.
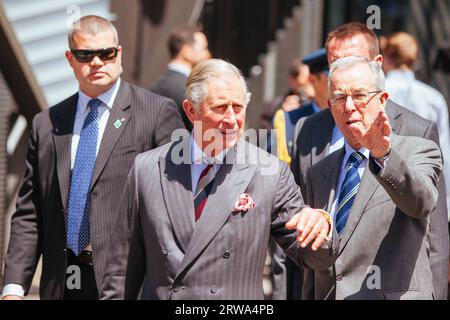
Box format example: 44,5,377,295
89,71,107,77
221,129,240,136
346,119,361,125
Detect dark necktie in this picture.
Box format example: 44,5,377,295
193,165,215,221
335,151,364,237
67,98,101,255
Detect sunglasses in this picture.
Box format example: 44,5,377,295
70,47,118,63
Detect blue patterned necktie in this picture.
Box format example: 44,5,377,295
67,98,101,255
335,151,364,237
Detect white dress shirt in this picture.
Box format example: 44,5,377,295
71,78,121,168
2,79,121,298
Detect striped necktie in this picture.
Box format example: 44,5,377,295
194,165,215,221
335,151,364,237
67,98,101,255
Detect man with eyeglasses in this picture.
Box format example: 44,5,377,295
290,22,449,300
1,15,184,300
304,55,441,299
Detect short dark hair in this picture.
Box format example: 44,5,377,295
168,25,199,58
325,22,379,59
68,15,118,49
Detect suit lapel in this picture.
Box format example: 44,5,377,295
320,149,345,212
90,81,132,190
159,146,195,253
175,141,256,278
338,163,380,255
52,94,78,210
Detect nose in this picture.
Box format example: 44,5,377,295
90,55,104,67
223,105,237,126
344,95,356,113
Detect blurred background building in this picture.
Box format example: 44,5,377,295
1,0,449,298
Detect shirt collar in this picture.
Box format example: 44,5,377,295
78,78,121,112
190,134,227,164
342,140,370,165
168,63,191,77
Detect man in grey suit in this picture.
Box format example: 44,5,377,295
305,56,441,299
1,15,184,300
100,59,338,299
288,22,449,300
151,25,211,131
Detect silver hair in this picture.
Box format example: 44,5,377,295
328,56,386,94
185,59,251,111
68,15,118,49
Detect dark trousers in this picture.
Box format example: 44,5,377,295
63,249,98,300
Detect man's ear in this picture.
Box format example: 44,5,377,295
182,99,197,124
65,51,74,69
380,91,389,107
374,54,383,66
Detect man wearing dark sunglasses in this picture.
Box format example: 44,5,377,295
2,15,184,300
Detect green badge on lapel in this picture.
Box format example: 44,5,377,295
114,119,122,129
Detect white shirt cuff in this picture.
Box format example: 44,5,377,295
2,284,25,298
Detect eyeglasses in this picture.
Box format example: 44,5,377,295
70,47,118,63
330,89,382,106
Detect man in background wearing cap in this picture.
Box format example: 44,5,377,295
272,48,329,165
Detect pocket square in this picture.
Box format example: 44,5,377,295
234,193,255,212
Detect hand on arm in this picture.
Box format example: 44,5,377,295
285,207,331,251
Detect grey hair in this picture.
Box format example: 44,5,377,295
185,59,251,111
328,56,386,95
68,15,118,49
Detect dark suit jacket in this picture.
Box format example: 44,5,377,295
290,100,449,300
100,139,338,300
151,69,192,131
3,80,185,299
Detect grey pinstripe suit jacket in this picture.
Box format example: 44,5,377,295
100,139,338,300
2,80,185,299
305,134,441,299
289,101,449,300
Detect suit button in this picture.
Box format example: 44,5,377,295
162,248,168,255
223,251,230,259
336,274,343,281
211,285,217,294
91,191,97,198
173,284,179,292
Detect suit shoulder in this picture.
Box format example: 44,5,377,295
128,82,176,107
388,100,432,127
34,93,77,127
135,140,177,164
241,140,287,172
